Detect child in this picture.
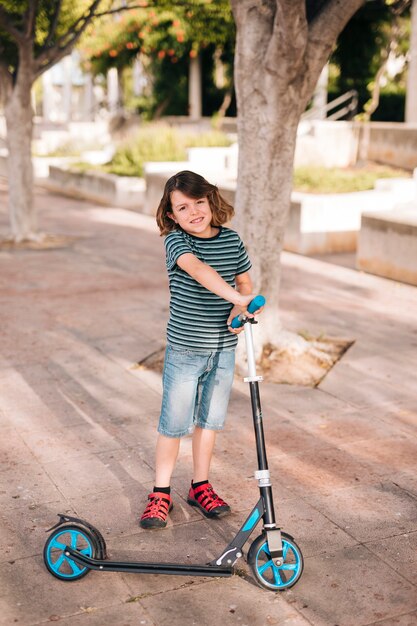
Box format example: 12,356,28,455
140,170,261,529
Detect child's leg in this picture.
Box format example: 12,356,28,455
188,428,230,517
191,426,216,483
155,433,181,487
140,434,179,530
187,350,235,518
141,347,207,529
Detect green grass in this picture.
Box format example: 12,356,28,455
293,164,411,194
68,134,411,193
40,125,233,177
103,125,233,177
68,162,101,173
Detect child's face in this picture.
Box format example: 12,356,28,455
168,190,214,238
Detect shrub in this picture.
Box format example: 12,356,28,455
293,164,410,194
104,125,232,177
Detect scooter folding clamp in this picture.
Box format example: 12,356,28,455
244,375,263,383
215,547,241,566
254,469,271,487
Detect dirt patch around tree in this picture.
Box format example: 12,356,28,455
258,337,354,386
133,348,166,375
133,336,354,387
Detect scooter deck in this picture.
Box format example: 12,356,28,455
64,546,233,577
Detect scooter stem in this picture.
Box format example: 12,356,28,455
243,322,262,382
243,318,278,530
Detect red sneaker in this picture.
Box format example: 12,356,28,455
187,482,231,518
140,492,173,529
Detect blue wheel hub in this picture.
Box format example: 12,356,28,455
255,537,302,589
44,528,94,580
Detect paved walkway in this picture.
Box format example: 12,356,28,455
0,181,416,626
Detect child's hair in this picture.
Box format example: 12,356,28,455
156,170,235,236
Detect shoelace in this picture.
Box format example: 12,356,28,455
142,496,169,519
196,485,227,509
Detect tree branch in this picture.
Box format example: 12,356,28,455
231,0,275,27
363,15,401,121
35,0,205,75
91,2,155,19
0,60,12,82
42,0,63,49
36,0,132,77
54,0,104,47
34,46,72,77
0,62,13,106
307,0,365,62
0,6,26,44
303,0,365,101
36,0,150,64
35,0,103,70
35,32,86,77
24,0,40,39
265,0,307,77
389,0,412,15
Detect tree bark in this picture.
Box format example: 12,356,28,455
4,49,37,241
233,98,302,347
406,0,417,122
232,1,312,348
231,0,365,352
0,0,130,242
188,53,202,120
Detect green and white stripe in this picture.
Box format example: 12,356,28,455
165,227,252,351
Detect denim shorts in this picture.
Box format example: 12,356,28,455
158,345,236,438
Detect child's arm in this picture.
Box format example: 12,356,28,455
177,253,255,310
235,270,253,297
227,271,263,333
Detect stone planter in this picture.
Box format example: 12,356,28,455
357,206,417,286
46,165,145,210
144,168,416,255
283,187,415,255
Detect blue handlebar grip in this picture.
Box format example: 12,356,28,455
230,295,265,329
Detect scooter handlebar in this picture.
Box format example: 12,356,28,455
230,295,265,329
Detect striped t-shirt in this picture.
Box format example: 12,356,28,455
165,226,252,351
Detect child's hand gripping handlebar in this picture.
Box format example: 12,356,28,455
230,295,266,329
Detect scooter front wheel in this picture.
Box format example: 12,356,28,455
43,524,98,581
248,532,304,591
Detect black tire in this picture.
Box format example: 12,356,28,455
43,524,98,581
247,531,304,591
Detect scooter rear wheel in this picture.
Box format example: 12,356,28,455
43,524,98,581
248,531,303,591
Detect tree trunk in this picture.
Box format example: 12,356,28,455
188,54,202,120
232,3,309,351
4,55,37,242
312,63,329,119
406,0,417,122
213,88,233,130
234,100,301,348
231,0,365,355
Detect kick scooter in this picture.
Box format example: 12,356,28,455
43,296,304,591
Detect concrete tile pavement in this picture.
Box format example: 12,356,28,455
0,181,416,625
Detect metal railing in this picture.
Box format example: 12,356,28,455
301,90,358,122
